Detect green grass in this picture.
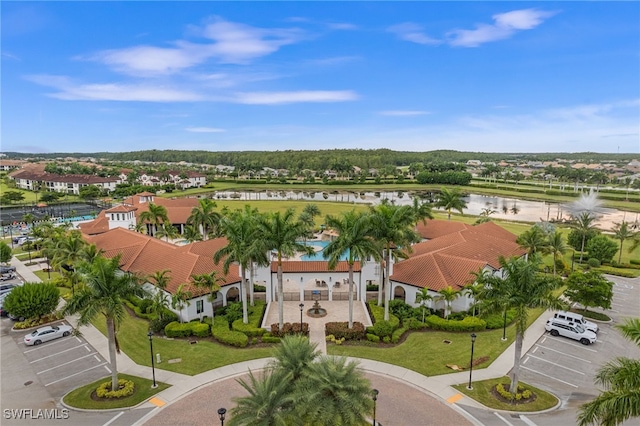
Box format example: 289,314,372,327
63,373,169,410
90,312,274,376
328,307,547,376
453,377,558,412
33,270,61,283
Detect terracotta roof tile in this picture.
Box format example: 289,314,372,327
271,261,361,273
416,219,470,239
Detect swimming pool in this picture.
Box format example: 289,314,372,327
300,240,349,261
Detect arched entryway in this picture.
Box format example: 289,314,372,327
393,286,406,302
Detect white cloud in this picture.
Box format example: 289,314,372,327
447,9,557,47
25,74,202,102
387,23,441,45
327,22,358,30
379,110,430,116
233,90,358,105
306,56,360,66
85,17,305,75
185,127,226,133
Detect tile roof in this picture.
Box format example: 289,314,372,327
83,228,240,297
415,219,470,239
271,261,361,273
392,220,526,292
77,211,110,235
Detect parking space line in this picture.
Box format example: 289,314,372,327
105,365,112,373
494,412,515,426
545,336,598,352
24,338,73,353
44,363,107,386
85,346,91,352
534,344,592,363
103,411,124,426
520,366,578,388
526,354,585,374
75,336,82,343
94,355,101,362
520,415,537,426
523,357,529,365
37,353,98,374
532,346,538,354
30,344,88,362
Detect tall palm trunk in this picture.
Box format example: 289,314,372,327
249,259,255,306
106,317,119,391
377,260,384,306
383,248,391,321
240,267,248,324
580,234,586,263
277,263,284,330
348,265,354,329
510,331,524,393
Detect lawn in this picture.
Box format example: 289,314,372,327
63,373,170,410
90,312,274,376
453,377,558,412
328,307,546,377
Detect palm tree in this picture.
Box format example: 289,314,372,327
577,318,640,426
302,204,321,227
324,210,379,328
546,230,567,276
269,334,319,381
294,356,373,425
463,282,483,317
138,203,169,237
148,271,171,323
181,224,203,243
229,369,294,426
415,288,433,322
171,283,192,323
80,243,103,264
155,223,179,242
612,221,634,264
54,231,87,295
258,209,313,331
62,254,148,392
573,212,597,263
410,196,433,228
516,225,549,258
368,203,418,320
436,286,459,319
190,272,222,324
476,256,564,393
435,187,467,220
187,199,220,240
629,232,640,253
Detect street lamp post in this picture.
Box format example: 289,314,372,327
501,309,507,341
467,333,477,390
147,331,157,388
218,407,227,426
372,389,379,426
299,303,304,333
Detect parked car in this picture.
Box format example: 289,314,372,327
0,293,9,316
0,283,18,294
545,318,597,345
23,325,73,346
0,266,17,274
552,311,598,334
1,272,17,281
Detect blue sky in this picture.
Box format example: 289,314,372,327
2,1,639,154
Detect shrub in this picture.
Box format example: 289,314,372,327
367,301,400,329
3,283,59,320
212,326,249,347
164,321,192,338
149,315,174,334
369,320,395,338
388,300,415,323
191,322,211,338
405,317,428,330
366,333,380,343
232,320,266,337
261,334,281,344
270,322,309,337
496,383,532,401
382,336,391,343
324,322,366,340
586,235,618,263
96,379,135,399
484,309,516,329
587,258,601,268
391,327,407,343
630,259,640,266
424,315,486,332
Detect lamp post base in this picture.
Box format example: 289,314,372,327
466,386,473,390
500,337,508,341
152,384,158,389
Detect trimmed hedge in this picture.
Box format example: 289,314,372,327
164,321,211,338
324,322,366,341
405,317,429,330
391,326,408,343
483,310,516,330
424,315,486,332
212,318,249,347
366,333,380,343
367,301,400,330
368,320,395,338
233,320,266,337
270,322,309,337
261,333,281,344
192,323,211,338
96,379,135,399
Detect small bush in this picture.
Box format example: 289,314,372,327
587,258,601,268
324,322,366,340
382,336,391,343
425,315,486,332
366,333,380,343
370,320,395,338
270,322,309,337
164,321,192,338
484,309,516,329
405,317,428,330
233,319,266,337
391,327,407,343
95,379,135,399
191,323,211,338
496,383,532,401
261,334,281,344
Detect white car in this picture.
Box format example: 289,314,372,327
24,325,73,346
545,319,597,345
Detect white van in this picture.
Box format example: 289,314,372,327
553,311,598,333
545,319,597,345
